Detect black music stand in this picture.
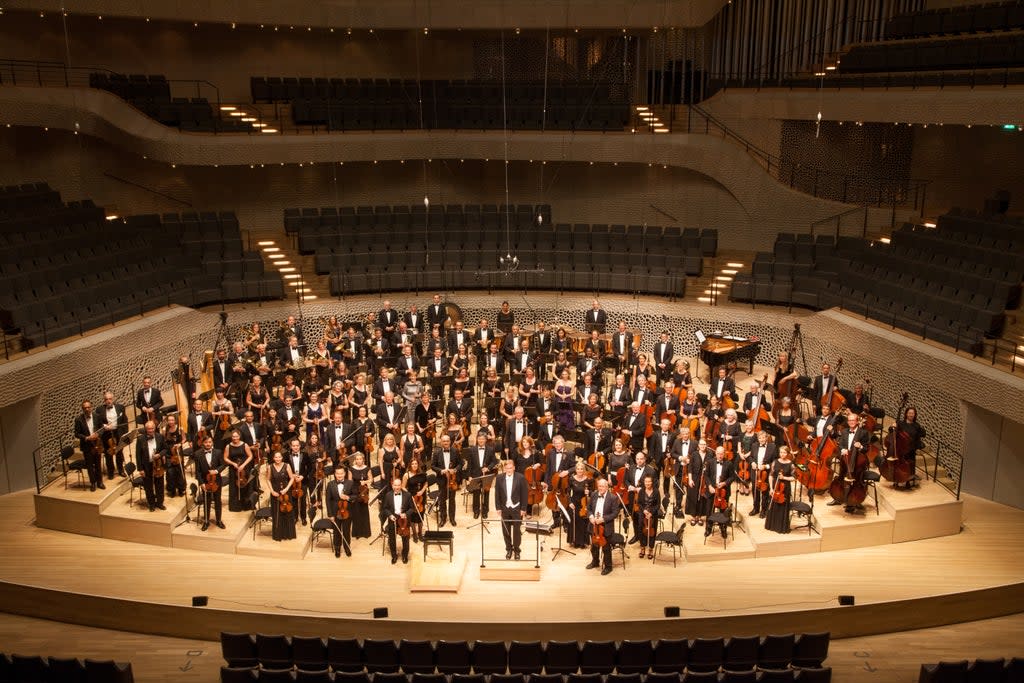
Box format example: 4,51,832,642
550,497,575,560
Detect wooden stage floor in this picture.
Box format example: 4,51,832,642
6,474,1024,642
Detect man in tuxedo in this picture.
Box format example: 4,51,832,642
606,374,631,415
135,376,165,426
584,329,607,360
747,429,778,517
711,367,737,404
669,425,697,514
279,396,302,442
812,404,838,440
512,339,534,375
372,366,397,404
395,344,419,377
325,466,355,557
654,382,679,423
187,397,214,451
586,478,619,574
211,349,234,399
238,411,265,452
502,324,524,362
577,347,600,380
623,403,647,453
431,434,462,526
445,388,474,424
830,411,870,512
447,320,470,353
812,363,839,416
426,347,449,380
648,417,675,495
391,321,416,350
473,319,495,363
610,321,634,369
377,300,399,336
426,294,448,331
626,451,657,543
482,342,505,376
326,411,357,460
403,305,424,335
341,327,363,364
742,380,773,430
98,391,129,479
632,376,654,408
653,331,674,382
465,431,497,519
74,400,104,490
364,328,390,375
705,446,737,539
285,438,312,526
194,435,225,530
279,315,304,349
494,458,529,560
278,335,304,370
375,393,402,439
504,406,533,456
584,416,612,461
532,321,552,354
381,477,413,564
544,435,573,528
536,411,558,449
585,300,608,333
134,420,167,512
576,373,600,404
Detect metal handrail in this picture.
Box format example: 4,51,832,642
31,433,66,494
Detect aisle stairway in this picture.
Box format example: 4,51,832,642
247,228,330,302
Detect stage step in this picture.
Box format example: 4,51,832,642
480,563,542,581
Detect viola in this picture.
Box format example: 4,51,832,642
237,465,249,488
358,481,369,504
579,483,590,518
613,465,631,509
396,515,411,537
413,489,425,515
591,518,607,547
713,484,728,511
723,437,735,461
104,432,119,458
152,454,166,478
756,467,769,492
643,509,656,539
662,453,676,479
336,498,349,519
204,470,219,493
218,410,231,432
278,491,294,513
446,469,459,492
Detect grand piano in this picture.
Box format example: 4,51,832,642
698,333,761,376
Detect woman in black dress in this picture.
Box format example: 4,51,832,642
686,441,712,526
348,451,373,539
764,445,796,534
581,393,603,431
277,374,302,410
222,430,253,512
402,457,429,542
378,432,403,483
499,385,520,428
671,359,693,391
496,301,514,333
444,412,465,451
567,461,591,549
896,406,926,489
304,366,327,400
518,367,540,407
552,351,571,383
415,393,438,454
348,373,370,422
401,422,425,469
450,346,471,377
482,367,504,423
246,376,270,422
607,439,631,484
268,450,297,541
353,405,376,456
325,380,349,422
636,474,662,559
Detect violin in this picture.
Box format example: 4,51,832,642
591,517,607,547
218,410,231,432
736,458,751,484
579,483,589,518
413,488,425,514
336,498,350,519
291,482,305,501
587,451,606,475
204,470,219,493
756,467,769,492
643,507,656,539
278,489,294,513
238,465,249,488
169,443,182,467
662,451,676,479
772,475,787,504
358,481,369,503
446,469,459,492
104,431,119,458
152,454,165,478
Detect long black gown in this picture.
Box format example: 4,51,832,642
764,460,794,534
568,475,591,548
270,464,296,541
349,465,373,538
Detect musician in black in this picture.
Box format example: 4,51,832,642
652,331,674,383
812,363,839,417
223,429,254,513
465,431,497,519
134,376,164,426
426,294,449,330
705,446,737,539
586,478,619,575
194,436,225,531
710,367,737,404
98,391,129,479
747,430,778,517
830,411,870,512
325,464,355,557
431,434,462,527
585,300,607,333
494,458,529,559
74,400,104,490
626,451,657,544
134,420,167,512
895,406,926,489
381,477,413,564
162,414,186,498
285,438,312,525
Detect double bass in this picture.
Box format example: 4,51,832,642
545,470,569,511
796,424,836,493
879,393,914,485
821,358,846,414
773,325,801,420
746,374,771,432
828,415,869,508
525,462,546,506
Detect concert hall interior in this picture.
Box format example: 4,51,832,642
1,1,1024,682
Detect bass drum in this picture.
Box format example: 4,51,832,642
444,302,463,329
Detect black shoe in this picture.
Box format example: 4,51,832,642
827,500,842,506
506,551,513,560
216,521,225,529
628,536,639,544
439,520,446,528
451,520,457,527
107,474,115,480
601,567,612,575
514,551,521,561
201,522,209,531
704,529,712,537
391,556,398,564
344,548,351,557
402,556,409,564
158,504,166,511
97,483,106,490
585,561,600,569
748,509,757,516
301,519,307,527
335,549,341,558
90,484,96,492
473,512,479,519
148,506,155,512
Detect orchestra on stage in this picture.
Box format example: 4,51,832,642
72,298,926,571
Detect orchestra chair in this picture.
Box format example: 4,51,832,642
527,674,564,683
917,660,970,683
363,639,400,673
398,640,436,674
434,641,471,675
645,672,683,683
122,462,146,508
249,490,274,540
309,503,336,553
965,658,1005,683
607,675,643,683
452,675,486,683
326,637,364,673
334,672,371,683
703,507,734,549
291,637,328,672
295,669,332,683
60,445,87,490
491,674,527,683
568,672,603,683
507,642,544,675
192,483,205,528
791,633,830,669
680,672,717,682
221,666,258,683
221,632,259,668
579,641,616,675
82,659,133,683
652,498,684,567
789,487,817,536
47,656,86,683
255,634,292,670
791,666,831,682
862,469,882,515
651,639,689,673
614,640,654,674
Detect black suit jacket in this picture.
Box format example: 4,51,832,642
533,331,552,354
372,378,399,403
837,426,870,456
626,463,658,490
381,489,413,519
193,448,225,485
445,398,474,422
395,354,419,374
503,417,535,452
212,359,234,388
747,441,778,469
447,329,470,352
536,421,558,448
494,471,529,513
812,374,839,402
134,433,167,472
585,308,608,331
426,304,448,330
238,422,265,448
97,403,129,438
544,449,573,485
431,446,463,476
587,490,619,534
463,445,498,477
326,478,357,518
403,311,425,334
134,387,165,422
647,430,676,466
653,341,674,366
584,428,613,456
377,309,399,332
705,458,738,489
623,411,647,448
74,413,103,452
711,376,737,401
325,422,359,457
610,332,633,358
375,402,403,433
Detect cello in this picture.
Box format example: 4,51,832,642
879,393,914,485
799,424,836,493
828,414,869,508
545,470,569,511
525,462,546,506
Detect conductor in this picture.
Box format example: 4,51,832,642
494,459,529,560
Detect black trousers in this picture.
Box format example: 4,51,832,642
166,461,186,496
472,488,490,517
104,449,125,478
332,516,352,554
590,542,612,569
751,478,770,515
501,508,523,553
437,484,457,523
203,485,222,523
387,520,410,560
143,470,165,508
83,450,102,486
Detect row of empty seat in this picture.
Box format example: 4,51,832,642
885,2,1024,41
917,655,1023,682
89,72,254,132
838,33,1024,73
0,652,133,683
285,204,553,234
221,670,833,683
221,634,830,676
0,184,284,347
